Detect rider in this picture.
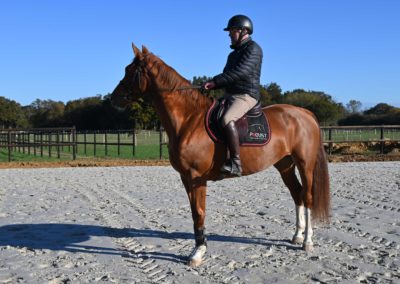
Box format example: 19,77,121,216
203,15,263,177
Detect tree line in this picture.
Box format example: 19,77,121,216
0,78,399,130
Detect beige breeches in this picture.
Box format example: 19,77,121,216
222,94,258,127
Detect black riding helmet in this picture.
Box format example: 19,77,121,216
224,15,253,35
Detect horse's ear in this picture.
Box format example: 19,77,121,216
142,45,149,54
132,43,141,58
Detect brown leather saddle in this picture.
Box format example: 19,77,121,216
205,98,271,146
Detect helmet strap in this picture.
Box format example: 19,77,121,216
240,28,247,37
231,29,247,48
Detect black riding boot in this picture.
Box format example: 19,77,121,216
221,121,242,177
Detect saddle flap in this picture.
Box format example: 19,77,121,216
205,98,271,146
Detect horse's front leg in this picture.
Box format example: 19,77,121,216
181,175,208,267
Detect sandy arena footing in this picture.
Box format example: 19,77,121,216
0,162,399,283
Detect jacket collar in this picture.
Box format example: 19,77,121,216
230,36,252,50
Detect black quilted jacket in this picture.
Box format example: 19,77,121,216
213,37,263,101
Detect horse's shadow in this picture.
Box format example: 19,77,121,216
0,223,299,263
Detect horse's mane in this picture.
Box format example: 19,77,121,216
146,53,212,110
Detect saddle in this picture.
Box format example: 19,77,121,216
205,98,271,146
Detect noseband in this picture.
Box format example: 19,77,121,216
117,59,147,101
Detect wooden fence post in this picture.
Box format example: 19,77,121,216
48,133,52,158
133,121,137,156
33,133,37,157
40,132,43,157
117,130,121,156
22,132,26,154
57,131,60,158
28,132,31,155
105,131,108,156
72,126,77,160
94,131,97,156
7,130,11,162
328,128,332,155
61,131,64,152
84,131,87,155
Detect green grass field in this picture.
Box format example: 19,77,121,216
0,144,169,162
74,144,169,160
0,130,169,162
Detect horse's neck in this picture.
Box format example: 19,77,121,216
152,89,208,139
147,58,210,138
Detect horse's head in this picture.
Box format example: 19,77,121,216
111,43,153,109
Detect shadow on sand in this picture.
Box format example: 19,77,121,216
0,223,299,263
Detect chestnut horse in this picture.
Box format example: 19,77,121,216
111,44,330,267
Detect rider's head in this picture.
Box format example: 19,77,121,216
224,15,253,47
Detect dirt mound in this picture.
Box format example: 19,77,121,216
332,143,368,154
387,147,400,155
328,154,400,163
0,159,171,169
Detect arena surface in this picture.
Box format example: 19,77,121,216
0,162,399,283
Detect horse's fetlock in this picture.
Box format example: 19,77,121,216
194,227,207,247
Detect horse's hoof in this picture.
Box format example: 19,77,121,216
292,236,304,245
187,245,207,267
303,243,314,252
188,258,203,267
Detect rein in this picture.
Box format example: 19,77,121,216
159,85,203,92
133,59,207,94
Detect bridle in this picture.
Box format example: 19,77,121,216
119,55,206,101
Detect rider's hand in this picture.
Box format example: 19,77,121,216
203,81,216,90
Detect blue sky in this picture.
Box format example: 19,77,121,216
1,0,399,109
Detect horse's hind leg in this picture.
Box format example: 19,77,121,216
274,156,305,245
293,205,306,245
296,158,316,252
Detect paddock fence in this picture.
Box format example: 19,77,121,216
0,127,76,162
0,125,399,162
73,129,168,159
321,125,400,154
0,127,168,162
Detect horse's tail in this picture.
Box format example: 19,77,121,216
312,135,331,224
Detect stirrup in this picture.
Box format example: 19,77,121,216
221,159,242,177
